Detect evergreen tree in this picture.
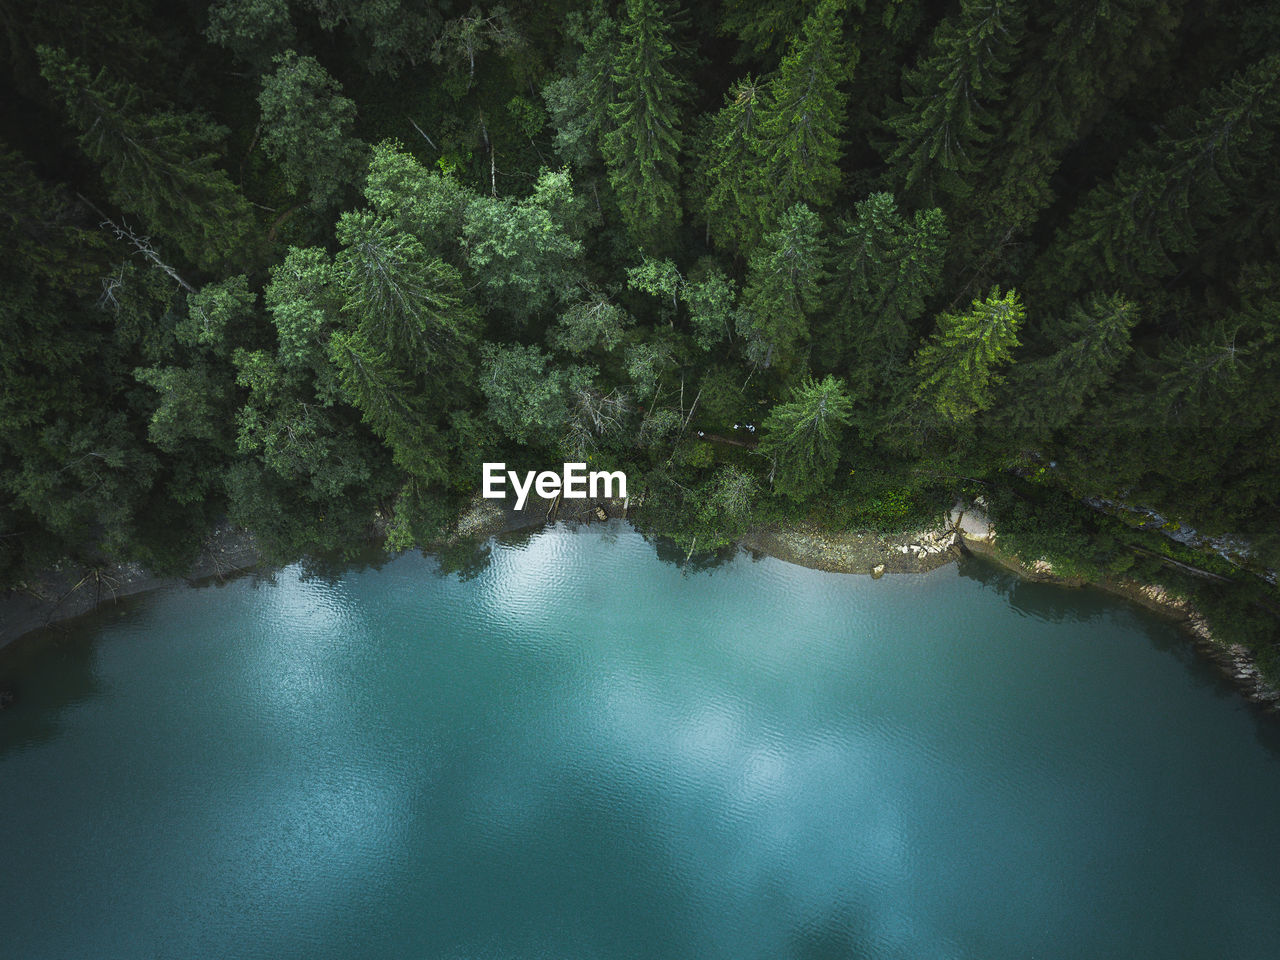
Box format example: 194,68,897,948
334,211,475,367
1036,54,1280,302
717,0,811,62
981,0,1184,236
749,0,854,230
913,286,1024,422
737,203,828,369
600,0,687,249
824,192,948,380
542,3,619,169
996,293,1138,443
697,76,764,251
37,46,254,273
757,375,853,500
882,0,1025,204
205,0,294,65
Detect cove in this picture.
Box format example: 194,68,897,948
2,523,1279,960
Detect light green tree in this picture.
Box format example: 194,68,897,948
913,286,1024,422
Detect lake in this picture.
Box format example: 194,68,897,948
3,523,1279,959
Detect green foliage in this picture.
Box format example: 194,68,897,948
601,0,687,249
258,51,366,209
998,293,1138,441
479,343,574,447
431,6,523,93
825,192,948,379
206,0,294,65
1036,54,1280,300
552,288,633,354
37,46,254,273
462,169,584,318
699,0,852,250
914,287,1024,423
750,0,853,224
737,203,828,369
883,0,1025,202
542,4,618,169
697,77,764,250
334,211,475,364
758,375,853,500
683,265,737,351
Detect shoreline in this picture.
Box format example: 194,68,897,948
3,499,1276,711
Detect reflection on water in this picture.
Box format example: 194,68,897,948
2,523,1280,960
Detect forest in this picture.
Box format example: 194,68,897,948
1,1,1278,665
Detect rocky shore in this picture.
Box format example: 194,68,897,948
3,496,1276,712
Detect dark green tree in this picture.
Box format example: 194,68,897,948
600,0,687,249
882,0,1025,204
823,192,948,382
1036,54,1280,302
749,0,854,229
757,375,853,500
737,203,828,369
995,293,1138,443
37,46,255,273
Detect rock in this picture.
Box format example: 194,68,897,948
871,563,885,579
957,505,995,542
1030,559,1055,576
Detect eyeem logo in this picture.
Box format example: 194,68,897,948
483,462,627,511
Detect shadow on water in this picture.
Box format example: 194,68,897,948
959,555,1280,758
0,602,116,759
645,533,739,574
428,538,494,581
957,555,1103,624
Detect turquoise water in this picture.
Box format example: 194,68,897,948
2,523,1279,959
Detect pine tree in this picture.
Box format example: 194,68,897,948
824,192,948,378
1036,54,1280,302
997,292,1138,442
882,0,1025,204
37,46,255,273
334,211,475,368
601,0,687,249
717,0,811,62
542,3,619,169
749,0,854,230
757,375,853,500
737,203,828,369
206,0,295,65
913,286,1023,422
983,0,1183,232
697,76,763,251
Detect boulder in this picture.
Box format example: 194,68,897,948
957,505,995,542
